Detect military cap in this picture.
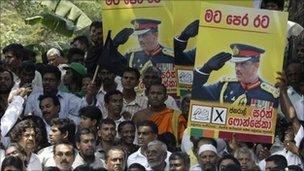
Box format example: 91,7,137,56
131,18,161,35
230,43,265,63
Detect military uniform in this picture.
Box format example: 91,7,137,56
174,37,196,66
192,43,279,108
125,45,174,73
126,18,175,73
192,73,279,107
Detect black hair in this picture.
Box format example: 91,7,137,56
137,120,158,135
42,64,62,81
75,128,96,143
169,151,190,168
53,141,75,157
123,67,141,80
21,60,36,73
79,106,103,125
0,68,14,83
50,118,76,143
38,94,60,107
217,154,241,169
90,21,103,30
104,90,122,104
71,35,90,48
1,156,24,171
265,155,288,170
99,118,116,128
66,48,85,63
146,83,167,95
2,43,25,60
117,121,135,133
261,0,285,10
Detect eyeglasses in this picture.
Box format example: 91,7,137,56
55,151,74,157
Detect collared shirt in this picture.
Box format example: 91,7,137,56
127,147,171,171
13,71,43,88
72,153,105,169
28,153,42,171
25,91,87,124
123,95,148,117
38,146,54,169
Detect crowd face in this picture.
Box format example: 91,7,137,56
122,72,139,90
40,97,59,124
5,146,26,162
49,125,65,145
169,159,188,171
198,151,217,171
218,159,237,171
286,63,302,88
148,85,167,107
237,153,253,171
297,45,304,62
71,40,88,52
106,149,125,171
265,161,277,171
63,69,74,85
235,61,259,84
99,123,116,142
80,115,96,129
54,144,75,171
43,73,60,95
0,71,14,94
4,51,20,70
147,144,166,168
107,94,123,117
47,54,60,66
18,128,36,153
119,123,135,144
19,70,35,86
77,133,96,160
137,126,156,148
143,72,160,88
264,2,280,11
90,26,103,45
138,31,159,52
81,77,91,94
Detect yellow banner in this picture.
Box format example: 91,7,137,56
189,2,288,144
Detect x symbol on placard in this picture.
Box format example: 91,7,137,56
214,110,224,122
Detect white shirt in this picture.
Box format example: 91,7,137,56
25,91,88,124
1,95,24,147
127,147,171,170
190,164,203,171
123,95,148,117
38,146,54,168
72,153,105,169
13,71,43,89
27,153,42,171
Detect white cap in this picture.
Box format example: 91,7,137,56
198,144,217,155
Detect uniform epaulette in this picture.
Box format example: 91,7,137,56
220,76,238,83
126,47,142,54
162,47,174,57
261,82,279,98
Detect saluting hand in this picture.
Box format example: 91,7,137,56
199,52,231,74
113,28,134,47
179,19,199,41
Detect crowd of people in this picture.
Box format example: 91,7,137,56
0,0,304,171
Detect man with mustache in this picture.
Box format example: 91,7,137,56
73,128,105,169
106,147,126,171
96,118,118,160
53,142,75,171
123,19,174,73
38,118,76,169
147,140,169,171
192,43,279,108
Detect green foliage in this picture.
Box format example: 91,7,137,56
0,0,102,62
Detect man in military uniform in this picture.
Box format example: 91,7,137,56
192,43,279,108
124,19,174,73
